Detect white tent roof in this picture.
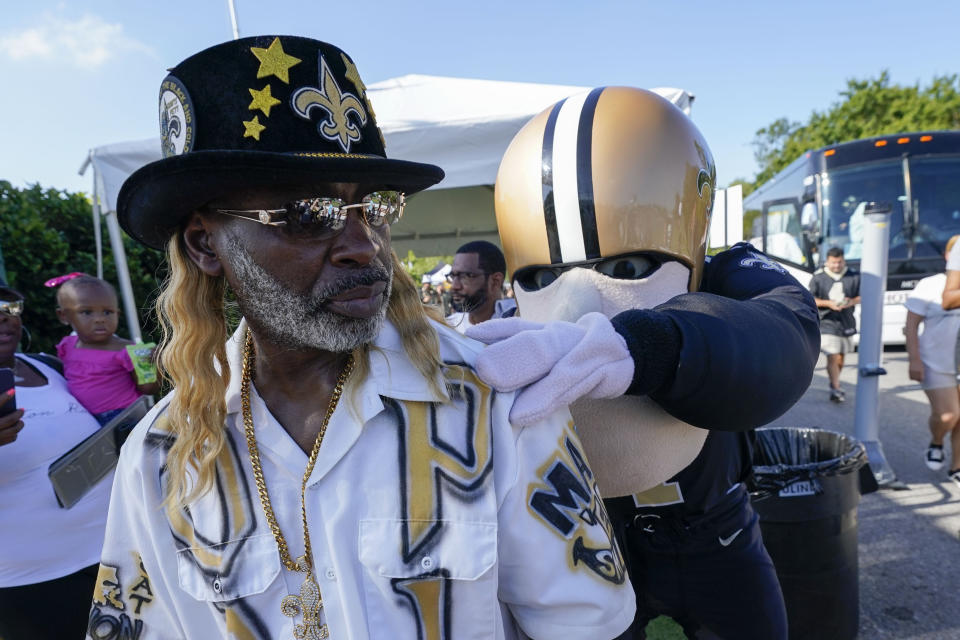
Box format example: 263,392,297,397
81,75,692,213
78,75,693,340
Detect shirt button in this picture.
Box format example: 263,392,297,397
420,556,433,570
325,568,337,581
213,578,223,593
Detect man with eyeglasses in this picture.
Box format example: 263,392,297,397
86,37,635,640
445,240,514,333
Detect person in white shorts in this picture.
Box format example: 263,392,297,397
808,247,861,402
907,234,960,487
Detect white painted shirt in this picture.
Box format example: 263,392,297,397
87,319,634,639
905,273,960,376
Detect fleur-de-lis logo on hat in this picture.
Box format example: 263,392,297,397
291,54,367,153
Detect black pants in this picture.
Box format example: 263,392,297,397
612,489,788,640
0,563,99,639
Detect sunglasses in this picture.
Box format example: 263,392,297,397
213,191,405,235
0,299,24,317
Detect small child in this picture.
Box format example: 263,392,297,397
51,274,159,425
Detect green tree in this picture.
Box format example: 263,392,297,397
0,181,166,354
752,72,960,187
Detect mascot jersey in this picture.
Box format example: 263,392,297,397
605,243,819,518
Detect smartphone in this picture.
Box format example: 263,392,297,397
0,368,16,417
48,397,149,508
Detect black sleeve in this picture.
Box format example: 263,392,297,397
610,243,821,431
808,273,824,299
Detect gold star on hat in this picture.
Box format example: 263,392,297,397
250,37,302,84
242,115,266,140
341,54,366,98
248,85,282,117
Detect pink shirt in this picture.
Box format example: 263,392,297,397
56,334,141,414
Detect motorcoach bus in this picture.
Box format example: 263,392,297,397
744,131,960,344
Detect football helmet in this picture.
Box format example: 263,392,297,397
495,86,716,290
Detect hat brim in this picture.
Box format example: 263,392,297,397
118,150,445,249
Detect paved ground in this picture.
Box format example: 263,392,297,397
762,348,960,640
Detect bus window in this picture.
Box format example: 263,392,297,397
908,155,960,256
761,199,807,266
801,201,819,265
821,160,905,260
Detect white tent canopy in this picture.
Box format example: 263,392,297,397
80,75,693,339
81,75,691,218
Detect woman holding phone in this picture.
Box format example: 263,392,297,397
0,286,114,639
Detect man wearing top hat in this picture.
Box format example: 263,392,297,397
86,36,635,639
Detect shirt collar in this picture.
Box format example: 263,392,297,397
224,316,449,417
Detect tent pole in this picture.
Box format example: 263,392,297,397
227,0,240,39
92,166,104,279
104,211,143,343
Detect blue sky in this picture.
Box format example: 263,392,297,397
1,0,957,195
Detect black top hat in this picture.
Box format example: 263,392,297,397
118,35,444,249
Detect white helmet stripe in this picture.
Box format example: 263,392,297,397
551,90,590,263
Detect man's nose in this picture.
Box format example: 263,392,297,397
328,211,380,267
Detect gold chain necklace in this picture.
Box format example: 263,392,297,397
241,331,354,640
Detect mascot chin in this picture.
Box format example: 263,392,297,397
480,87,717,498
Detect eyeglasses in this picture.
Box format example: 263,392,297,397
0,299,24,317
446,271,486,283
213,191,405,235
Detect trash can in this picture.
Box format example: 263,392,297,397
749,427,872,640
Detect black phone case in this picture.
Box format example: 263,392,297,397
48,397,150,508
0,368,16,417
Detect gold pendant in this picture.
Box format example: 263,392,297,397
280,556,328,639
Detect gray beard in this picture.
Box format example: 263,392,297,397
222,235,392,353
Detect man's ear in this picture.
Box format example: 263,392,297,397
181,212,225,277
489,271,505,293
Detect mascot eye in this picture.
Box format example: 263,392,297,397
533,269,560,288
595,255,658,280
515,267,562,291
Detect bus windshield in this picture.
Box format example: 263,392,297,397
821,160,905,261
909,155,960,256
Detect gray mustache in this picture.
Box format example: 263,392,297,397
316,265,391,301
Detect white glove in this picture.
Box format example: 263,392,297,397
465,312,634,426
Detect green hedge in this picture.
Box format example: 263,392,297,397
0,180,167,355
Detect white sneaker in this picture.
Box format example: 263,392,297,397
949,469,960,488
925,445,945,471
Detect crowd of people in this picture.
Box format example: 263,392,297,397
0,31,956,640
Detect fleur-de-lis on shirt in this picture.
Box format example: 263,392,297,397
291,54,367,153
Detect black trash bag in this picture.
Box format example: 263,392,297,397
749,427,869,501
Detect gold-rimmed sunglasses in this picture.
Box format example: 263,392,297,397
0,299,24,317
213,191,405,235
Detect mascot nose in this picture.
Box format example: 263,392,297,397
552,278,604,323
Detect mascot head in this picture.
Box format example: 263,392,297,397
494,87,715,497
495,87,715,323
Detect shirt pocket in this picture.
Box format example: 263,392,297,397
358,519,499,640
176,532,282,603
